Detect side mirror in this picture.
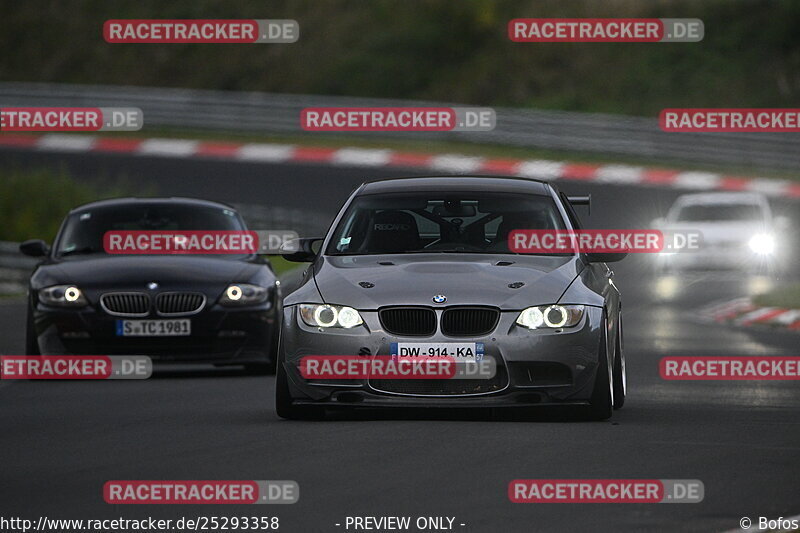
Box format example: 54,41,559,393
651,217,665,229
281,238,323,262
19,239,50,257
586,252,628,263
567,195,591,215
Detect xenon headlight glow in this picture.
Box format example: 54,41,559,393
39,285,88,307
748,233,775,255
516,305,584,329
299,304,364,329
219,284,269,306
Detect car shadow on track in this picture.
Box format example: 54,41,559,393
148,365,262,379
277,406,617,423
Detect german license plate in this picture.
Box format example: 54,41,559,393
390,342,484,362
116,319,191,337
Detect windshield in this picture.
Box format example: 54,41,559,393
326,191,567,256
56,203,247,257
674,203,765,222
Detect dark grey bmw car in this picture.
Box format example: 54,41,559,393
276,176,626,419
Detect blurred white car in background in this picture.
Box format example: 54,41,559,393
653,192,789,274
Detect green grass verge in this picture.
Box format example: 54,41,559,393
266,255,306,277
753,284,800,310
0,167,144,243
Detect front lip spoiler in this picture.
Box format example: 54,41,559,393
293,390,589,409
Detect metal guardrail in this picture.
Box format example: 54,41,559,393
1,82,799,172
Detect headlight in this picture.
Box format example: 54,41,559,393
39,285,87,307
748,233,775,255
219,284,269,306
516,305,584,329
299,303,364,328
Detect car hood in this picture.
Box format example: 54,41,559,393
35,255,260,291
313,253,583,310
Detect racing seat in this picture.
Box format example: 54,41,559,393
488,211,554,253
360,210,422,253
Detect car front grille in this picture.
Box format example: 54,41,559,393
370,364,508,396
379,306,500,337
155,292,206,316
100,292,150,317
441,307,499,336
379,307,437,336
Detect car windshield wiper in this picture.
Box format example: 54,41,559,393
59,246,102,257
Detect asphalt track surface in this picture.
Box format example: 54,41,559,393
1,148,799,532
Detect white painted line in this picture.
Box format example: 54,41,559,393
37,134,95,152
595,165,644,184
237,143,295,162
332,148,392,167
673,171,722,190
138,138,200,157
515,160,565,180
428,154,484,173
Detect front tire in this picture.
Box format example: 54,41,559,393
612,316,626,410
25,305,40,355
275,342,325,420
587,316,613,421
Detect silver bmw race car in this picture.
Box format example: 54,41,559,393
276,176,626,420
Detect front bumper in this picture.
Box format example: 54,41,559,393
32,300,279,364
280,305,605,408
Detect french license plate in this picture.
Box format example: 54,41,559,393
390,342,484,362
116,319,191,337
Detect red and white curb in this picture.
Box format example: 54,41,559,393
2,133,799,199
699,297,800,331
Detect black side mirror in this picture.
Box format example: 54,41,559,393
281,238,323,262
586,252,627,263
19,239,50,257
567,195,591,215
